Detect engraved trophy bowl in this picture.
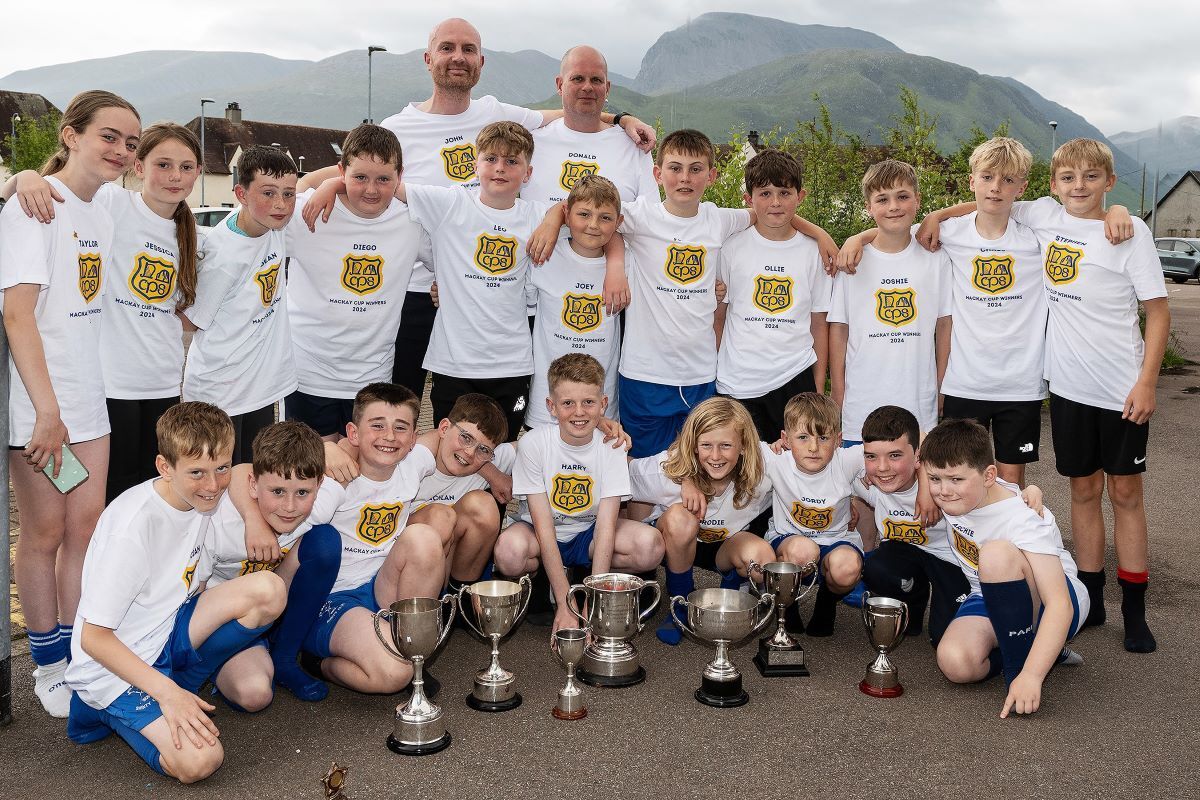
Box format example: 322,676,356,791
670,588,775,707
567,572,661,688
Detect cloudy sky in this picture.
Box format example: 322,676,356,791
3,0,1195,136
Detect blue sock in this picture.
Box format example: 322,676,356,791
271,524,339,702
28,626,66,667
665,568,695,600
58,624,74,662
176,618,272,694
980,579,1036,685
480,561,494,581
719,569,741,590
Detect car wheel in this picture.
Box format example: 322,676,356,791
1172,276,1189,283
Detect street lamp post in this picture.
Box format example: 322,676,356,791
367,45,387,124
199,98,214,206
297,155,305,175
1049,120,1058,157
9,113,18,142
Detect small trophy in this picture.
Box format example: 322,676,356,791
567,573,660,687
670,588,775,707
458,576,532,712
320,762,349,798
372,595,457,755
748,560,818,677
859,593,909,698
551,627,588,720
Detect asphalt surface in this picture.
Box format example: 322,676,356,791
3,282,1199,799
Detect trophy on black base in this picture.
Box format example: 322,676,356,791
670,588,775,707
747,560,818,677
459,577,532,711
567,573,660,687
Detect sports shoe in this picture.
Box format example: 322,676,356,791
1056,647,1084,667
33,658,73,718
655,616,683,646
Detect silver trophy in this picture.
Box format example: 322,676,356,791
372,595,457,756
567,573,661,687
859,592,909,698
747,560,818,677
671,588,775,707
458,576,532,712
551,627,589,720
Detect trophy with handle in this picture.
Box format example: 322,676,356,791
859,592,909,698
747,559,818,677
458,576,532,711
567,573,661,687
670,588,775,707
551,627,588,720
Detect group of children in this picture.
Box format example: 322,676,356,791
0,85,1169,782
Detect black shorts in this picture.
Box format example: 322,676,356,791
105,396,179,503
392,290,437,397
693,528,765,573
941,395,1042,464
285,391,354,438
863,540,970,647
1049,393,1149,477
230,404,276,465
724,366,817,443
430,373,531,443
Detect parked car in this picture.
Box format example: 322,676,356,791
1156,237,1200,284
192,206,233,234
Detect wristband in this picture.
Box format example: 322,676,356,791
612,112,629,127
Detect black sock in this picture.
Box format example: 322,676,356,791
1077,569,1106,627
980,579,1036,685
806,585,844,637
784,602,805,635
904,585,929,637
984,647,1004,681
1118,574,1156,654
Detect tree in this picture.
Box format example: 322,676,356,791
2,111,61,175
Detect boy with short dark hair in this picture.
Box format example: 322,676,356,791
182,146,299,463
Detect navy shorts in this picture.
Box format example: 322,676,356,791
556,524,596,568
955,577,1085,639
303,576,380,659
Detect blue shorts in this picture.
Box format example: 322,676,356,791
770,534,864,586
841,439,863,448
556,524,596,568
618,375,716,458
955,577,1084,639
302,575,380,659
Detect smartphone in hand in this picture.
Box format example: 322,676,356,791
41,443,90,494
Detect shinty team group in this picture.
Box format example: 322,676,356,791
0,17,1169,785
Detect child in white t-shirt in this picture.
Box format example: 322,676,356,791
0,90,140,718
182,146,299,463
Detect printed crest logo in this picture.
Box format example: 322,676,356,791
341,253,384,296
78,253,102,303
561,292,603,333
255,263,280,307
550,473,593,515
559,159,599,192
698,526,730,544
182,562,196,589
971,255,1014,295
875,287,916,327
883,519,927,546
952,530,979,570
238,544,290,577
356,503,403,546
791,502,834,531
474,234,518,275
128,253,175,303
1044,242,1082,285
753,274,794,314
664,244,706,285
441,143,477,183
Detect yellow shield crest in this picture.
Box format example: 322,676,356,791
664,244,706,286
698,526,730,544
971,255,1014,295
550,473,594,515
791,502,834,531
561,292,603,333
952,529,979,570
341,254,384,296
441,143,477,183
875,287,916,328
753,274,794,314
182,562,197,589
1044,242,1082,285
474,234,518,275
882,519,927,546
559,159,599,192
255,263,280,307
128,253,175,304
356,503,404,546
78,252,102,303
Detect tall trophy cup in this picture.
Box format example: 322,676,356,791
747,560,818,677
372,595,457,756
670,588,775,707
551,627,588,720
859,593,909,698
567,573,661,687
458,576,532,711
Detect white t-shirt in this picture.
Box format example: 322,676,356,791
524,119,657,205
318,444,437,593
0,175,110,445
619,197,752,385
513,425,631,542
852,474,957,564
629,450,773,543
95,184,186,399
942,480,1084,604
937,213,1047,402
379,95,543,293
407,185,549,378
182,216,297,416
828,239,953,441
413,442,517,510
526,242,621,428
716,227,832,397
1011,197,1167,411
285,189,424,397
761,442,864,548
66,480,211,708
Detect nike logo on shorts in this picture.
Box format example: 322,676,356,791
1134,456,1146,465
